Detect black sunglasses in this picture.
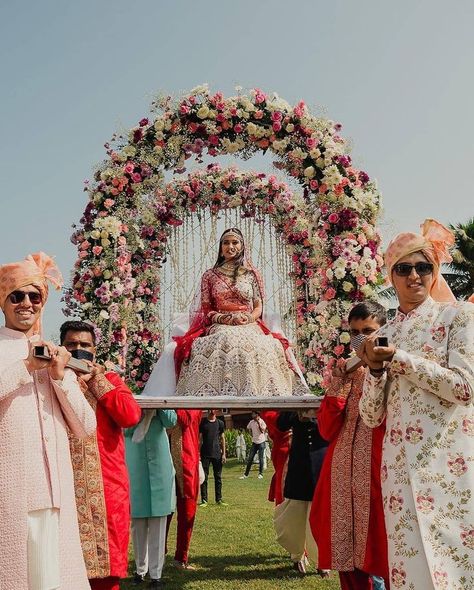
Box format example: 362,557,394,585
393,262,434,277
8,290,43,305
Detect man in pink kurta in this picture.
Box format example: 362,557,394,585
0,252,96,590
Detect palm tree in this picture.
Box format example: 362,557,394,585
445,217,474,300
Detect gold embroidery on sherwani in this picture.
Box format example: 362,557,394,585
169,424,184,496
88,373,114,400
330,369,372,571
69,390,110,578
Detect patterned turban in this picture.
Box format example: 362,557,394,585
384,219,456,303
0,252,63,334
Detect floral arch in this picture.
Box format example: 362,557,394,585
65,85,384,392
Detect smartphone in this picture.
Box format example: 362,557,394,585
375,337,389,347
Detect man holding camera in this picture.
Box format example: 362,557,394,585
60,320,142,590
310,301,389,590
0,252,96,590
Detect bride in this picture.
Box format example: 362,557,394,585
173,228,307,397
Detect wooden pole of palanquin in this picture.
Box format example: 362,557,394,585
134,395,321,410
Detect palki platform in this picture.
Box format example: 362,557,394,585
134,395,321,410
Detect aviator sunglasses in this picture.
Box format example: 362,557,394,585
393,262,434,277
8,290,43,305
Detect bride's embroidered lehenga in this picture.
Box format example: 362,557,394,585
174,267,307,397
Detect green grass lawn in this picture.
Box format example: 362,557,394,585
122,459,340,589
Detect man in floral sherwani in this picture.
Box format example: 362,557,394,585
359,219,474,590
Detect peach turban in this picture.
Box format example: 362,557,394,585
384,219,456,303
0,252,63,334
469,294,474,304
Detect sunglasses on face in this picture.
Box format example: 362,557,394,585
393,262,434,277
8,290,42,305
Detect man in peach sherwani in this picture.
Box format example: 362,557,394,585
0,252,96,590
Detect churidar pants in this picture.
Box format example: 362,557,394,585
131,516,167,580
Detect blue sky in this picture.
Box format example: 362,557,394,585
1,0,472,336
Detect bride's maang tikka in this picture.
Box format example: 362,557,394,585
221,228,243,242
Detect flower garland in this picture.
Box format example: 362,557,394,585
65,85,384,391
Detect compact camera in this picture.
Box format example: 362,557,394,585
375,337,389,348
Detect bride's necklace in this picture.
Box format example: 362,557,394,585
218,261,239,277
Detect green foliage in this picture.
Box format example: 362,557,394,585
224,429,252,458
447,217,474,300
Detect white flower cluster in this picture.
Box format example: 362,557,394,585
92,216,122,241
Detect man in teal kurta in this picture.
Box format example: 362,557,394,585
125,409,177,588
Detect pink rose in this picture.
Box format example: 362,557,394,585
334,344,345,356
124,162,135,174
254,89,266,104
306,137,318,149
272,121,282,132
92,246,103,256
293,100,306,117
356,276,367,286
323,288,336,301
271,111,282,122
328,213,339,224
234,123,243,134
179,104,190,114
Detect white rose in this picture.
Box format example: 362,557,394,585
339,331,350,344
99,310,110,320
342,281,353,292
304,166,315,178
325,268,334,280
286,123,295,133
334,267,346,280
154,119,165,131
329,315,342,327
306,372,317,386
123,145,136,157
103,270,113,279
197,105,210,119
247,122,257,135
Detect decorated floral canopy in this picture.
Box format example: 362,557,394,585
65,85,383,392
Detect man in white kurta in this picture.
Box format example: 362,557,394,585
0,252,96,590
359,221,474,590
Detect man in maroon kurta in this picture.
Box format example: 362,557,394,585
61,320,142,590
310,302,389,590
167,409,202,568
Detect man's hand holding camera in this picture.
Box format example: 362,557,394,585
25,340,72,381
77,361,106,384
356,335,396,376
